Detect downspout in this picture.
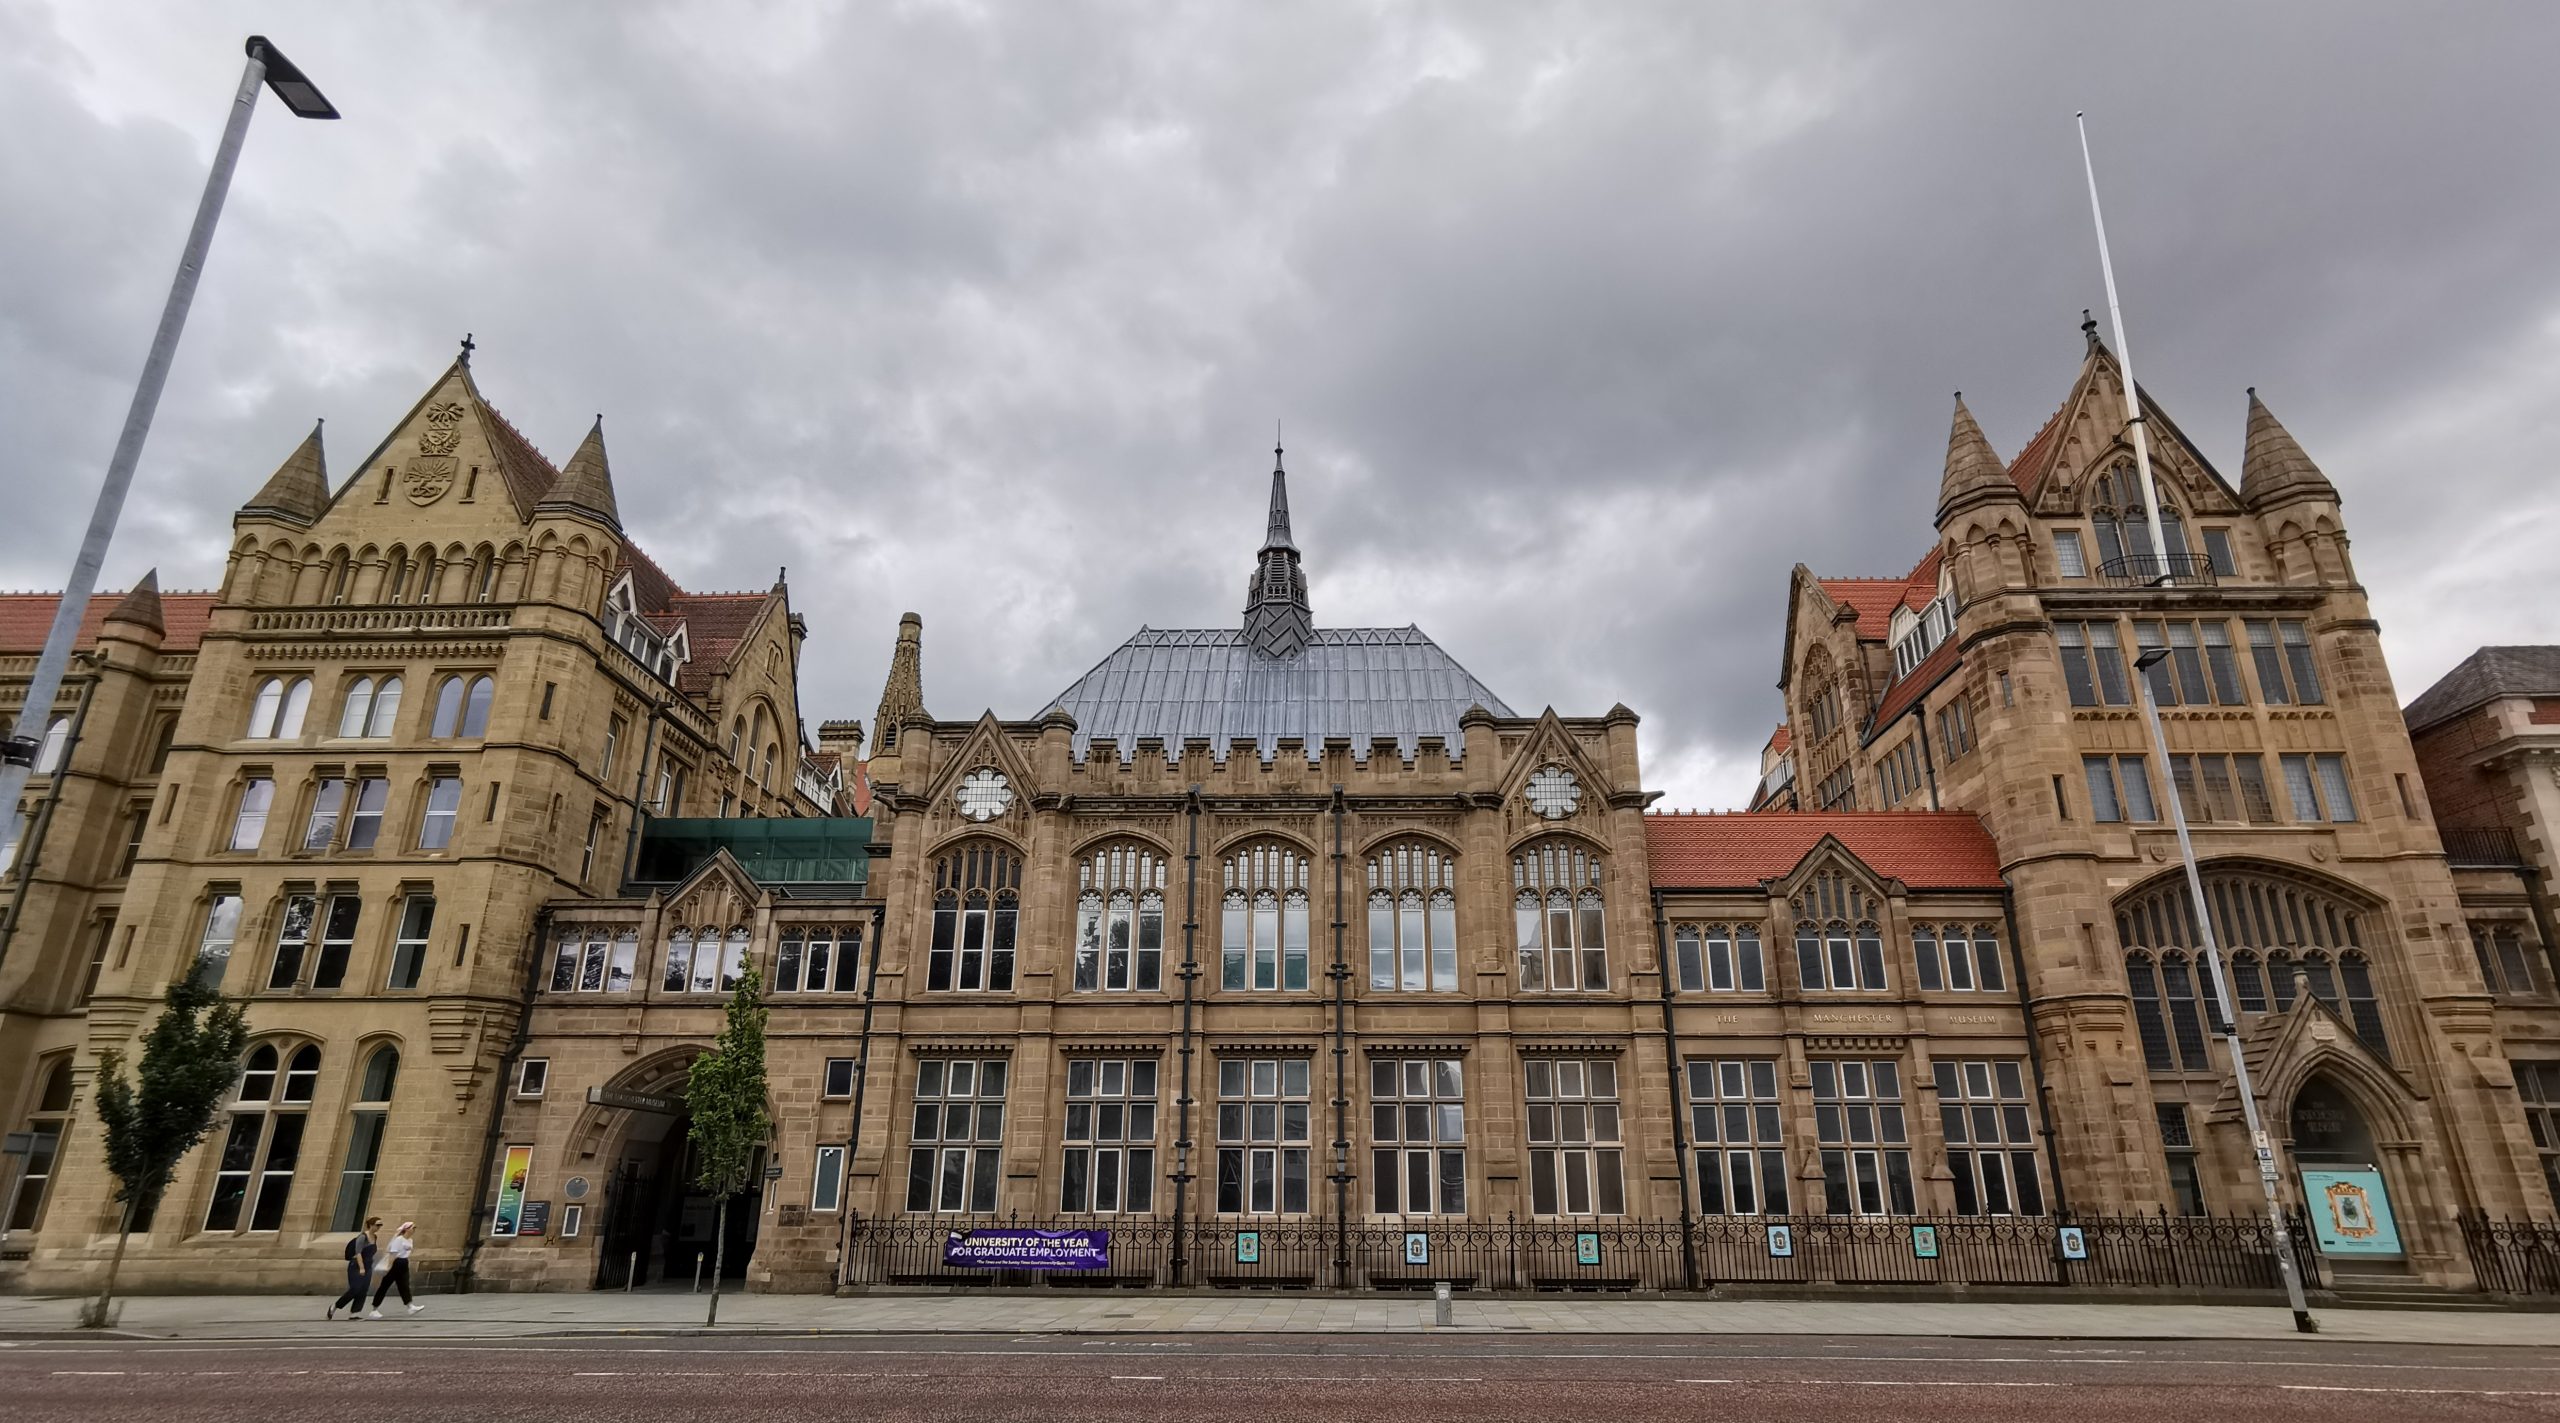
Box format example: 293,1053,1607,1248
833,897,889,1289
1649,888,1698,1290
1168,787,1202,1285
1327,786,1350,1285
0,668,96,974
1915,703,1941,811
455,903,556,1291
2000,883,2069,1218
616,696,666,889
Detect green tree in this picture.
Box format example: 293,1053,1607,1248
685,962,770,1326
83,960,250,1327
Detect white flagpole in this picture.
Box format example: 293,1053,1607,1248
2075,112,2175,579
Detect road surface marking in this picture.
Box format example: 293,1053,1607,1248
2280,1384,2560,1398
51,1370,126,1376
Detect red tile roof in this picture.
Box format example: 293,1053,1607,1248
1765,723,1790,755
1865,637,1960,734
477,401,561,518
2005,397,2069,493
0,590,216,654
1646,811,2004,890
1814,578,1911,636
670,591,773,694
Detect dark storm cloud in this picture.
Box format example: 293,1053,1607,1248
6,1,2557,807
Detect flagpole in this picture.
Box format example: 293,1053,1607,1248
2074,112,2175,577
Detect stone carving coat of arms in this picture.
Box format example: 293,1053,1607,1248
404,400,467,504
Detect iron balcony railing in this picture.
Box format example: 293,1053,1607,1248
2441,826,2530,870
2098,552,2218,588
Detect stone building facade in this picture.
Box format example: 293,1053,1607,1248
0,351,847,1291
1762,322,2560,1282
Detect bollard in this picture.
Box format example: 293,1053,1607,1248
1433,1280,1453,1329
625,1252,637,1293
694,1253,704,1294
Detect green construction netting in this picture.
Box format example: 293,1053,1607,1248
632,817,871,887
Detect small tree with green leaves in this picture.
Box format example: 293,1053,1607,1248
84,960,250,1327
686,962,770,1326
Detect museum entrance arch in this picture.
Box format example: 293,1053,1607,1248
2287,1074,2404,1263
589,1062,769,1290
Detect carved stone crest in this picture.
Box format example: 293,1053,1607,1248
403,455,458,505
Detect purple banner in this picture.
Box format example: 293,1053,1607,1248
943,1227,1110,1271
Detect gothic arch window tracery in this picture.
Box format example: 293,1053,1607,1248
930,843,1020,992
1367,839,1458,993
1222,842,1311,992
2117,868,2389,1065
2086,463,2190,572
1792,867,1886,992
1514,838,1607,991
1075,842,1167,993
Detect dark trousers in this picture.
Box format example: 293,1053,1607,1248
332,1263,368,1313
371,1259,412,1308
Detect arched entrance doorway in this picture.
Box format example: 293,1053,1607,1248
589,1064,769,1290
2288,1075,2404,1264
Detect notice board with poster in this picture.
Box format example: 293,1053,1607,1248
517,1200,551,1238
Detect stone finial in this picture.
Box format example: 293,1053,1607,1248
2239,388,2338,511
1936,394,2019,524
874,612,927,751
1242,439,1314,659
242,419,330,525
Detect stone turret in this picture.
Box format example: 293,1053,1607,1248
1241,440,1313,660
1935,395,2019,528
2238,389,2338,513
240,419,331,525
874,612,926,754
537,416,622,530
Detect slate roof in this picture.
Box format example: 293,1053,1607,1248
0,589,216,654
1646,811,2005,890
2404,646,2560,733
1048,625,1514,763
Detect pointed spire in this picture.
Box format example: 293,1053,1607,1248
1935,394,2020,524
103,569,165,638
1242,437,1313,659
873,612,927,752
242,419,331,524
2239,388,2338,510
539,414,621,528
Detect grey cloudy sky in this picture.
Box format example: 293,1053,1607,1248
6,2,2556,808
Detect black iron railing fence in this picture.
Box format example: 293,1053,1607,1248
841,1211,2324,1294
2462,1214,2560,1295
2099,552,2218,588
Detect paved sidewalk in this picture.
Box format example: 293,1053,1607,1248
0,1290,2555,1345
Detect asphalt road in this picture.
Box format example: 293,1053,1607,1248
5,1331,2559,1421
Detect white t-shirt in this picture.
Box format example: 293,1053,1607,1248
385,1235,414,1262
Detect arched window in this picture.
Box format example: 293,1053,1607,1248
775,924,863,993
1222,843,1311,991
2122,950,2214,1072
1367,840,1457,992
338,678,376,738
930,845,1020,992
1075,844,1166,992
1912,923,2005,993
34,716,70,774
244,676,312,739
728,717,744,759
2117,868,2389,1062
431,675,495,738
1674,922,1766,993
474,551,499,602
3,1058,74,1231
383,546,411,604
1791,869,1885,992
2088,463,2189,572
206,1043,319,1233
365,676,402,737
1515,840,1607,991
330,1046,399,1230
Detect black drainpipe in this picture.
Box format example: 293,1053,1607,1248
2000,882,2069,1219
1915,703,1941,811
455,903,556,1292
833,897,889,1289
1168,787,1202,1285
0,668,95,974
1327,787,1351,1285
1650,888,1698,1289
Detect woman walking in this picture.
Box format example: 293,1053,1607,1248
369,1221,424,1317
328,1218,380,1319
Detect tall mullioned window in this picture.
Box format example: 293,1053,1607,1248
2120,869,2390,1062
1217,1057,1312,1215
1686,1058,1787,1215
1370,1057,1465,1216
1514,840,1607,991
906,1058,1007,1214
775,925,863,993
1814,1058,1914,1215
1222,843,1311,991
1674,922,1766,993
1059,1058,1157,1215
1524,1058,1624,1217
929,845,1020,992
2518,1063,2560,1207
205,1043,320,1233
1793,869,1886,992
1367,841,1459,993
329,1046,400,1231
1912,923,2004,994
1075,845,1166,993
1936,1059,2043,1216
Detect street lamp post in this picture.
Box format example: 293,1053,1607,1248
2132,645,2319,1332
0,38,336,875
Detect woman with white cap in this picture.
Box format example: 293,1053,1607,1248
368,1221,424,1317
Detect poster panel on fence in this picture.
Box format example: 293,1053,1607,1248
491,1145,533,1238
2299,1168,2402,1256
942,1227,1111,1270
1575,1232,1601,1266
1766,1224,1793,1258
2057,1225,2087,1260
1911,1225,1939,1259
1404,1232,1430,1266
1236,1231,1261,1265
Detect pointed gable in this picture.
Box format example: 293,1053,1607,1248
339,357,561,523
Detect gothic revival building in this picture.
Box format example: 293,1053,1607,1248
1762,322,2559,1281
1,351,849,1291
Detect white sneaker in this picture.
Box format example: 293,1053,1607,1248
407,1304,425,1314
367,1309,383,1319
